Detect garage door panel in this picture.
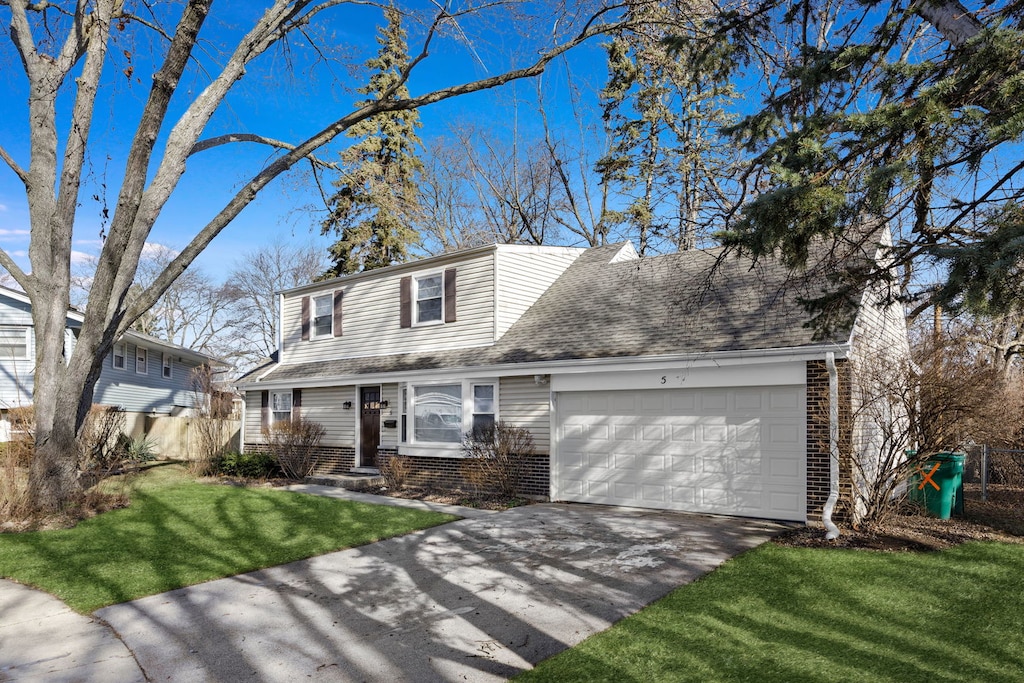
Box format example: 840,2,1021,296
556,386,806,522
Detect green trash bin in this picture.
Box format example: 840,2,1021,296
911,452,966,520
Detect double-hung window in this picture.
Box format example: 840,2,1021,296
271,391,293,424
312,293,333,337
162,353,172,379
0,326,28,360
112,342,126,369
415,274,443,324
135,347,148,374
471,384,496,438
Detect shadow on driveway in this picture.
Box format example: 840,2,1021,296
97,504,787,682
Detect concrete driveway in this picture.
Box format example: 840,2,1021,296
95,501,785,682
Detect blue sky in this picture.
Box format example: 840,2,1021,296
0,2,612,283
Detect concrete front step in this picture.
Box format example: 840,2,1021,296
305,472,385,491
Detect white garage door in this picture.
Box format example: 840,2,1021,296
554,386,806,521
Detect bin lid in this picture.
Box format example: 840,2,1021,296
931,452,967,462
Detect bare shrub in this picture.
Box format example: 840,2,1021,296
461,421,534,498
264,419,326,480
0,442,30,523
380,454,412,489
190,365,239,476
79,406,128,482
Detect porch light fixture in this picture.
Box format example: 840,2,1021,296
342,401,353,409
380,400,389,408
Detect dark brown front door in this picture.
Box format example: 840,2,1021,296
360,387,381,468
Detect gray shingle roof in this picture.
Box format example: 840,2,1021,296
251,243,852,384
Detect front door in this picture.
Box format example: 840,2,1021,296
359,386,381,468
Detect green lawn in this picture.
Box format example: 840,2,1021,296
0,465,456,613
520,541,1024,682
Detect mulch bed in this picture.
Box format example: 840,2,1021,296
774,484,1024,551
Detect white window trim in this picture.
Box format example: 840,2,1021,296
135,347,148,374
401,379,498,453
0,326,30,360
162,353,172,379
412,272,445,327
311,292,333,339
112,342,126,369
271,390,293,425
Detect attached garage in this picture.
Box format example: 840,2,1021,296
553,385,807,522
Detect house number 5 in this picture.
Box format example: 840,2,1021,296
660,376,667,384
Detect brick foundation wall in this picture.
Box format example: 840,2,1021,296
806,359,853,523
379,452,550,499
245,443,356,475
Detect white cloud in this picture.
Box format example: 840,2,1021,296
73,238,104,247
70,250,94,263
141,242,179,259
0,204,8,212
0,229,30,237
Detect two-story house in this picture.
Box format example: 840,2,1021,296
238,241,909,524
0,286,220,443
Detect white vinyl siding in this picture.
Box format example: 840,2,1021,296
244,392,264,444
298,386,356,447
494,248,584,339
280,251,496,364
499,375,551,454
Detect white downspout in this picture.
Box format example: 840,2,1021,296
823,352,842,540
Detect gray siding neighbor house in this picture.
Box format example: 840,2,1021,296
0,286,219,439
237,241,909,524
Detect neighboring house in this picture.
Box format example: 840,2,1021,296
0,286,219,441
238,241,909,524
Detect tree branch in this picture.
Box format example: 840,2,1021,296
0,143,27,183
188,133,339,169
126,8,627,326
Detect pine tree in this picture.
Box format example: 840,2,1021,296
596,7,737,256
320,6,423,276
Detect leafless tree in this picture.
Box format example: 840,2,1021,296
224,240,328,371
0,0,629,512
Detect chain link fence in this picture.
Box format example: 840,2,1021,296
962,445,1024,501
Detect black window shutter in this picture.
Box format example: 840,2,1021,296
292,388,302,423
260,390,269,432
444,268,457,323
301,296,311,340
399,276,412,328
333,291,343,337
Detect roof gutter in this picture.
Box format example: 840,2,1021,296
823,351,842,540
237,342,852,391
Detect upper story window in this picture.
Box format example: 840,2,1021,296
112,342,126,369
0,326,28,360
400,269,456,329
313,293,333,337
301,291,341,341
162,353,172,379
415,275,443,324
135,347,148,374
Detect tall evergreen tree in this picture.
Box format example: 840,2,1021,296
596,6,738,256
320,6,423,277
